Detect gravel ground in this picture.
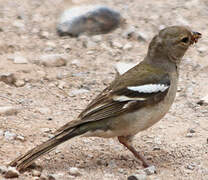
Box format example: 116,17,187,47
0,0,207,179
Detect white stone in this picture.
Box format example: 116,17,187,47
0,73,16,85
112,41,123,49
137,31,148,41
123,43,133,50
34,54,67,67
114,62,137,75
199,95,208,105
197,46,207,54
0,165,7,174
13,55,28,64
70,89,89,96
0,106,18,116
16,135,25,141
14,79,25,87
4,131,17,140
4,167,19,178
128,173,147,180
32,169,41,177
69,167,80,176
37,107,51,115
143,166,156,175
71,59,80,66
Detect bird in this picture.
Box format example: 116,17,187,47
9,26,201,171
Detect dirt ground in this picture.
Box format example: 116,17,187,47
0,0,208,179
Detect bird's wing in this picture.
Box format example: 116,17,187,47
55,63,170,134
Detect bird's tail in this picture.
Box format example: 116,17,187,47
9,123,88,171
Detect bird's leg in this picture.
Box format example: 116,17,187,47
118,136,149,168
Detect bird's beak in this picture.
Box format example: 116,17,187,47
191,31,202,44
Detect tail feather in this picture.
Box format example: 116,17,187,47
9,125,87,171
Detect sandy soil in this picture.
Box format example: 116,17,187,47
0,0,208,179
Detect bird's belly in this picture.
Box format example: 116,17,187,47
115,84,177,136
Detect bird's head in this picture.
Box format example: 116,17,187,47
148,26,201,64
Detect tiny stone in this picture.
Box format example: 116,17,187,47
70,89,89,96
4,131,17,140
13,56,28,64
0,106,18,116
189,128,196,133
37,107,51,115
33,54,67,67
4,167,19,178
92,35,102,42
114,62,137,76
0,165,7,174
128,173,147,180
48,173,65,180
16,135,25,141
40,31,49,39
40,174,48,180
112,41,123,49
186,133,193,137
186,164,195,170
137,31,148,42
71,59,80,66
123,43,133,50
14,79,25,87
143,166,156,175
41,128,51,133
69,167,80,176
32,170,41,177
0,129,3,136
0,73,16,85
197,95,208,106
153,146,160,150
197,46,207,54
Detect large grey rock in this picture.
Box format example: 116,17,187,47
57,5,124,36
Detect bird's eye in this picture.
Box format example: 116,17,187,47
181,37,189,43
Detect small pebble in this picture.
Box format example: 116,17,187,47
70,89,89,96
197,95,208,106
4,167,19,178
111,40,123,49
33,54,67,67
186,164,195,170
186,133,193,137
32,169,41,177
16,135,25,141
114,62,137,75
14,79,25,87
128,173,147,180
143,166,156,175
0,106,18,116
69,167,80,176
0,73,16,85
0,165,7,174
123,43,133,50
4,131,17,140
13,55,28,64
188,128,196,133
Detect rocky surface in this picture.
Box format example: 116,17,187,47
0,0,208,180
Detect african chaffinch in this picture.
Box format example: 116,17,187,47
9,26,201,171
